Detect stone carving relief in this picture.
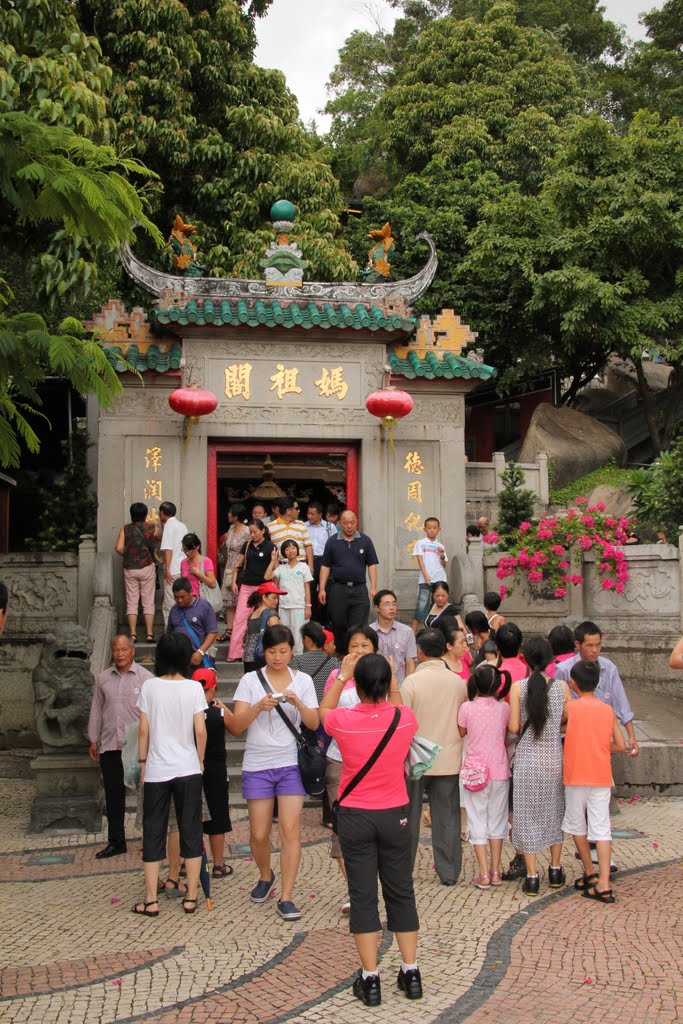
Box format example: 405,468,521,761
588,564,679,616
10,572,77,616
32,623,94,751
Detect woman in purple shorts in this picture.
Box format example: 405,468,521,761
231,624,319,921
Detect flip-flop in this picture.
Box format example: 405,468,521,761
582,886,616,904
212,864,234,878
574,872,599,891
130,634,137,644
182,898,197,914
131,900,159,917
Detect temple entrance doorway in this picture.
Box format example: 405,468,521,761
206,442,359,571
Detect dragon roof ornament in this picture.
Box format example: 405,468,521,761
120,231,438,306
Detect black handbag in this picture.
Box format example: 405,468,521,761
332,706,401,831
256,669,327,797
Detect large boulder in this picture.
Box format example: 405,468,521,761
520,403,626,489
586,484,635,521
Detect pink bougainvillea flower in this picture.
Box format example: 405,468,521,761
575,497,589,505
601,578,615,590
113,979,122,987
537,528,553,540
110,897,120,905
500,585,508,599
604,516,617,527
519,522,531,533
581,515,594,527
652,842,659,850
550,544,566,556
554,587,567,598
558,560,569,570
615,582,624,594
579,535,593,550
483,531,499,543
527,571,544,582
583,977,593,985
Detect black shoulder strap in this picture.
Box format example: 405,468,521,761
337,706,401,807
256,668,304,745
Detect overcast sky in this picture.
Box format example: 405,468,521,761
255,0,664,128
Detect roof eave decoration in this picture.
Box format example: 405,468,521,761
149,298,415,334
388,308,498,381
120,231,438,307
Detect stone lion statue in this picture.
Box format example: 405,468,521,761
32,622,94,750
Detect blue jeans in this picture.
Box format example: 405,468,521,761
414,583,432,622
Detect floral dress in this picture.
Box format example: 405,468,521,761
220,523,250,608
512,678,565,853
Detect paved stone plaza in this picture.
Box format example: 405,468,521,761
0,756,681,1024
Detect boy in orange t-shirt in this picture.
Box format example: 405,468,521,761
562,660,626,904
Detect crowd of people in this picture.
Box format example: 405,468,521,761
77,493,653,1008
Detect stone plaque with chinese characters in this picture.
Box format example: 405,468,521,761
207,358,362,407
393,443,438,571
128,438,180,523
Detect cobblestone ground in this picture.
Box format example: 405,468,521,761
0,774,681,1024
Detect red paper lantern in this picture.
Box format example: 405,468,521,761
168,386,217,418
168,386,217,442
365,387,414,450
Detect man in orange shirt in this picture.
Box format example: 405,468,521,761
562,660,626,904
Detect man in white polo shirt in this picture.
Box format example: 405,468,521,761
159,501,188,626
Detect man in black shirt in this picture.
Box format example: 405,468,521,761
319,511,379,654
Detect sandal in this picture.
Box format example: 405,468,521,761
216,631,232,642
489,871,502,887
130,634,137,644
182,897,197,914
582,886,616,904
574,872,599,891
212,864,234,878
131,900,159,917
164,878,187,898
146,635,155,643
473,873,490,890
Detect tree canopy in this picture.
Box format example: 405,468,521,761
78,0,356,280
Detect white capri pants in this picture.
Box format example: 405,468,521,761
462,779,510,844
561,785,612,842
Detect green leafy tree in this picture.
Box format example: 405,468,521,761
0,0,162,468
466,111,683,449
495,461,536,546
628,436,683,543
78,0,356,280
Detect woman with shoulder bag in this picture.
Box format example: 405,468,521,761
115,502,161,643
320,652,422,1008
227,519,276,663
218,504,250,640
242,582,284,672
230,625,319,923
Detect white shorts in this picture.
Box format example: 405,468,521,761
462,779,510,844
562,786,612,842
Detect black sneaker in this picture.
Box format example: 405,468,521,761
397,967,423,1000
353,969,381,1006
548,866,566,889
502,854,527,880
249,871,275,904
522,874,540,896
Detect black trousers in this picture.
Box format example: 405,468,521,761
328,582,369,654
142,774,204,862
339,804,420,935
99,750,126,848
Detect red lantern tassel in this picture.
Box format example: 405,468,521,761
381,415,398,452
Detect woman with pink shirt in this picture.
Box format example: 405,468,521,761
457,663,512,889
180,533,217,598
321,649,422,1007
440,622,472,680
546,624,576,678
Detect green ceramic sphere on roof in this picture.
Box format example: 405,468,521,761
271,199,296,223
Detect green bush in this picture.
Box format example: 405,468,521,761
550,465,639,506
628,439,683,543
496,462,536,547
24,431,96,551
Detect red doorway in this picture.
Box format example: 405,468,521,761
206,442,359,569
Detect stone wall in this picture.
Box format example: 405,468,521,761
477,541,683,696
465,451,549,524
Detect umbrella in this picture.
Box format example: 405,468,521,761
405,735,442,779
199,845,211,911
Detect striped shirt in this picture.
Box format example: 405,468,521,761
268,517,312,561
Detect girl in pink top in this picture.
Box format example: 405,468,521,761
180,533,217,599
546,624,576,679
458,664,512,890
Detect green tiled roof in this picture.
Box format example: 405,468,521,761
388,349,497,380
103,342,183,373
149,298,415,332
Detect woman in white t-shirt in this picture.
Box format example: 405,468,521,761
134,633,208,918
231,624,319,922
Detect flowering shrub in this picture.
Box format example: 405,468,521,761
485,498,632,599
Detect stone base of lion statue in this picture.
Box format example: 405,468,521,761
30,623,102,833
30,752,102,833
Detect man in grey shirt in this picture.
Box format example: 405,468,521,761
369,590,417,685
